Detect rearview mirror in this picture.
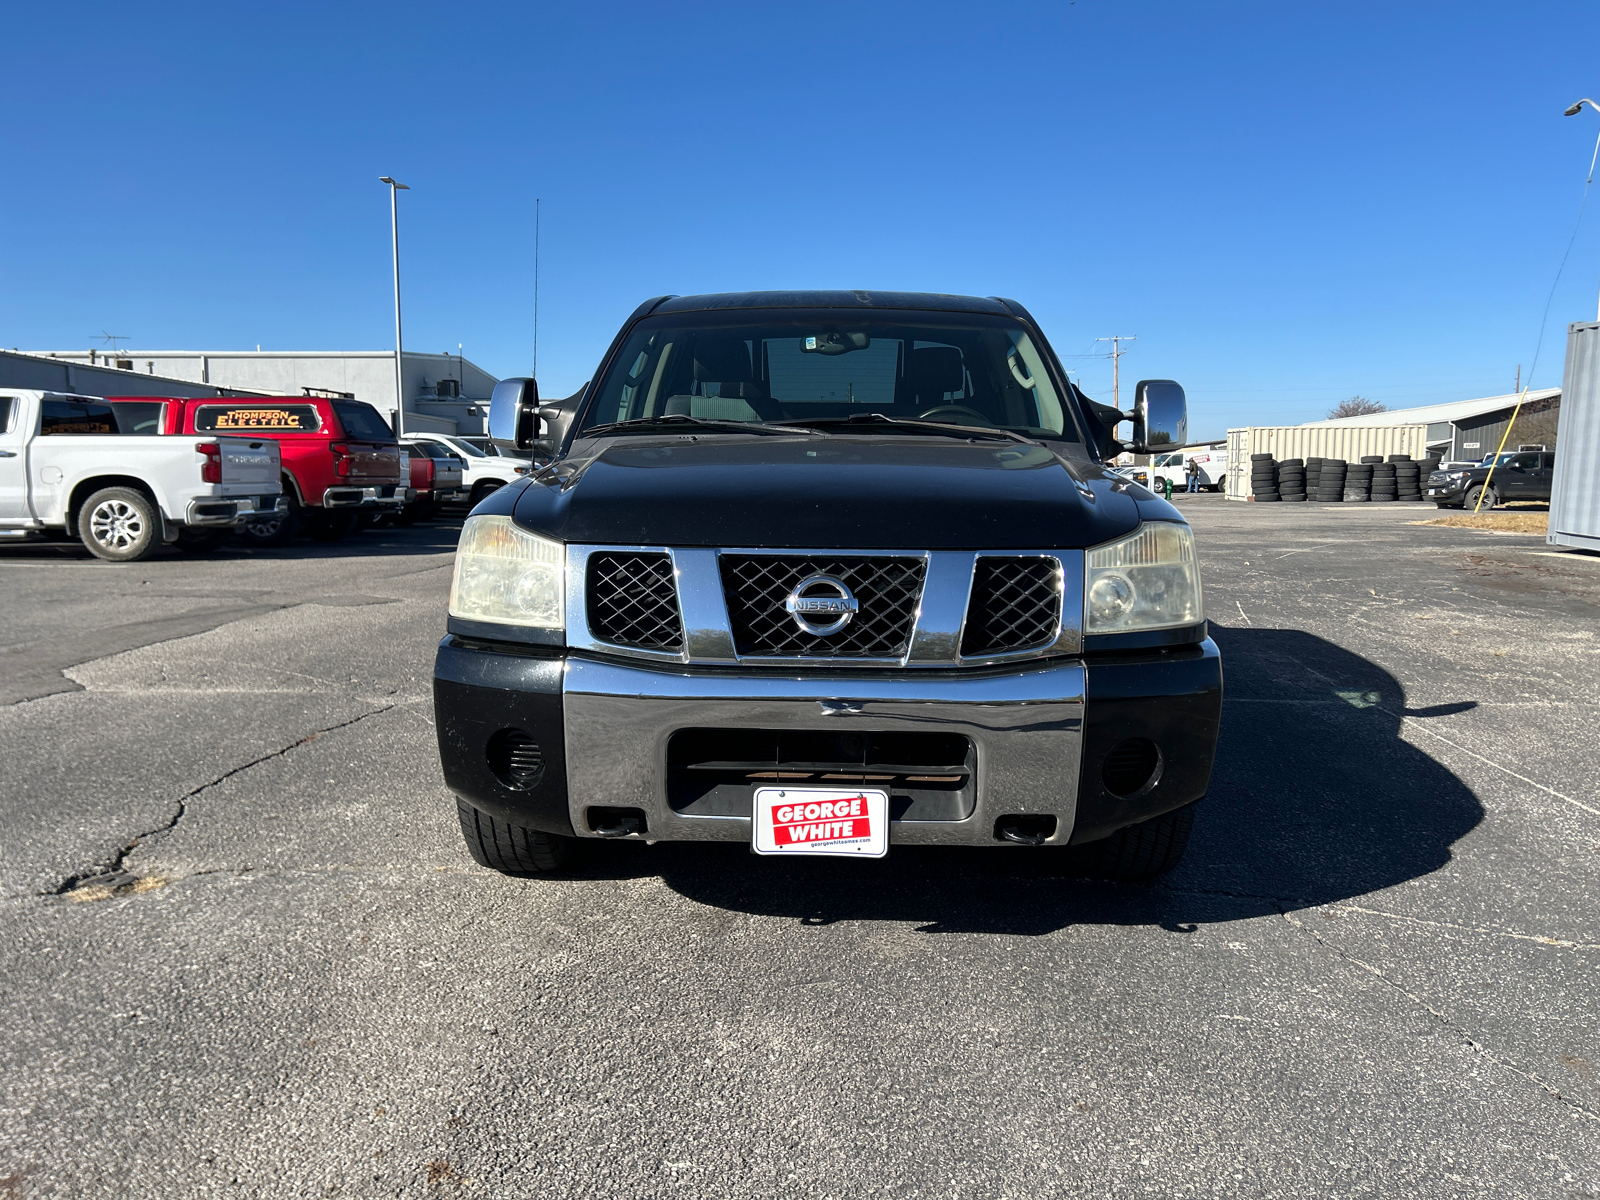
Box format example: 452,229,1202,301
801,331,870,356
488,377,540,452
1131,380,1186,453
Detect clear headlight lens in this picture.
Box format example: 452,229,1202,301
448,515,564,629
1085,522,1202,633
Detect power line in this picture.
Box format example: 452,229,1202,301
1094,335,1136,408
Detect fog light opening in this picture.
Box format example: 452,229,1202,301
486,728,543,790
1102,738,1162,797
995,814,1057,845
587,806,647,838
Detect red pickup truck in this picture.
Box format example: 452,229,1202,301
107,396,411,544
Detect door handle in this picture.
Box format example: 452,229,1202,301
0,450,16,458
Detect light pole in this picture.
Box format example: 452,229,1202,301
380,177,410,435
1564,100,1600,320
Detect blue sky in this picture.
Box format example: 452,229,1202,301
5,1,1600,440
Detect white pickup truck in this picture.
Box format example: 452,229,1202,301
0,390,286,561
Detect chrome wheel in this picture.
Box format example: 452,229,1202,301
89,499,145,551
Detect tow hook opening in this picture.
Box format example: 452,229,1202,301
995,814,1057,845
587,806,648,838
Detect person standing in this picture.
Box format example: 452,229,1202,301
1185,456,1201,493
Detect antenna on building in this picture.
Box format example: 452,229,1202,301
96,331,131,352
533,198,541,378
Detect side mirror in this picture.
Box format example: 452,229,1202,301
488,377,540,452
1131,380,1187,453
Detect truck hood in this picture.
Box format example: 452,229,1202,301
511,436,1166,549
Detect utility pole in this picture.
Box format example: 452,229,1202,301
1515,364,1520,394
379,177,410,436
1095,335,1137,408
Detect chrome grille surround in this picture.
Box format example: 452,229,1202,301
960,555,1064,658
720,554,926,659
564,545,1083,667
586,551,684,652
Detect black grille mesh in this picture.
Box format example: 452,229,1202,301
487,728,544,789
960,556,1061,657
720,555,925,658
587,552,683,651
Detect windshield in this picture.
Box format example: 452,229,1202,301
576,310,1082,442
441,436,487,458
332,401,396,441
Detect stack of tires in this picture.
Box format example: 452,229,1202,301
1391,454,1422,501
1420,454,1442,477
1306,457,1324,496
1250,454,1279,501
1277,458,1306,502
1370,458,1398,503
1344,459,1375,502
1315,459,1347,502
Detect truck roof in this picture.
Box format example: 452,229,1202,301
650,290,1015,316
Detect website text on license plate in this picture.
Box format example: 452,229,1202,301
751,787,889,858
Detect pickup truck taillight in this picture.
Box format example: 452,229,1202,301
197,442,222,484
330,442,352,478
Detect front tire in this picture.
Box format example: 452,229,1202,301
1466,485,1498,511
457,800,575,875
1068,801,1197,882
77,486,161,562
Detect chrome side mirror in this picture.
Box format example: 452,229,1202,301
488,377,540,452
1131,380,1187,453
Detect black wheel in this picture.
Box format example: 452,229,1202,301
240,487,300,548
1466,485,1498,510
457,800,575,875
469,480,504,506
1069,802,1197,882
76,486,161,562
175,528,229,554
306,509,359,541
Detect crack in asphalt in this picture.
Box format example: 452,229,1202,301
44,704,396,897
1282,909,1600,1123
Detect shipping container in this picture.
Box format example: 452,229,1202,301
1550,321,1600,550
1224,425,1430,500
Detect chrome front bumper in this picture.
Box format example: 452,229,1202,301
185,495,289,526
563,655,1085,846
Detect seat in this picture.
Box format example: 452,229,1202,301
906,346,965,407
662,394,762,421
665,335,771,421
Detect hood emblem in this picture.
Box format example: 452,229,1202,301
784,574,858,637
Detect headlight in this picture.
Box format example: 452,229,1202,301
448,515,564,629
1085,522,1202,633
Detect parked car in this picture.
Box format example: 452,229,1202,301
402,432,532,505
397,440,467,523
1426,450,1556,509
106,395,411,544
1108,465,1150,486
0,390,284,561
434,290,1220,880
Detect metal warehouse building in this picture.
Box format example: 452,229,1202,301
13,348,499,436
1297,388,1561,461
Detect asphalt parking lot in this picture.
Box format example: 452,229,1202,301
2,498,1598,1199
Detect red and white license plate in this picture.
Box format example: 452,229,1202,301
751,787,889,858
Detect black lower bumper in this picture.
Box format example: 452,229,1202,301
433,636,1222,846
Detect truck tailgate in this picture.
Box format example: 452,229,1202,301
217,437,279,488
345,443,403,484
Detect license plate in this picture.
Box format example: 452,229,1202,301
752,786,888,858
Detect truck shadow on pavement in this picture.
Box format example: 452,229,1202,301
579,625,1485,935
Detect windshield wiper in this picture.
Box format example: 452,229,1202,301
785,413,1040,444
580,414,820,438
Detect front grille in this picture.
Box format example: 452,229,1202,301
960,556,1061,657
719,555,925,658
587,552,683,652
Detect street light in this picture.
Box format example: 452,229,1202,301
380,177,410,436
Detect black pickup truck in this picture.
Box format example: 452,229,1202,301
1426,451,1556,509
433,291,1221,880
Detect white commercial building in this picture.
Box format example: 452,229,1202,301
19,348,499,436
